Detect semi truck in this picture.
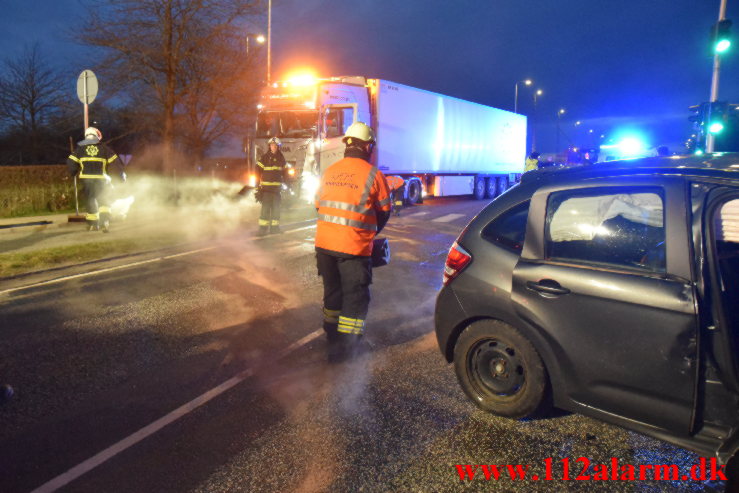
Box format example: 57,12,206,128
245,75,527,203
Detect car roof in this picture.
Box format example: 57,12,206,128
521,152,739,185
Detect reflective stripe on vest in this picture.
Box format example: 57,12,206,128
318,200,375,216
317,213,377,232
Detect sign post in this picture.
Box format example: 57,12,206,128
70,70,99,223
76,70,98,131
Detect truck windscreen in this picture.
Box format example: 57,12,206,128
257,111,318,139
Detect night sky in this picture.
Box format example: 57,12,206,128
1,0,737,153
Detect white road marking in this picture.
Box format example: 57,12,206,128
0,246,218,296
287,224,317,233
432,213,465,223
30,328,323,493
405,211,429,217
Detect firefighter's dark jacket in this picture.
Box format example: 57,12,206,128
257,150,286,192
67,139,122,179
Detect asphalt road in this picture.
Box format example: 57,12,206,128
0,197,726,493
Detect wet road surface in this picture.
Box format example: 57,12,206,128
0,197,726,492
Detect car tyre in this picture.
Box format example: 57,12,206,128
454,319,547,418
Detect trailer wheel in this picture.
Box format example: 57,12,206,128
473,177,486,200
406,180,423,205
496,176,509,196
484,177,497,199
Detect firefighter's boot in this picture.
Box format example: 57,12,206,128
100,211,111,233
269,225,282,235
257,226,269,237
323,321,339,344
86,220,99,231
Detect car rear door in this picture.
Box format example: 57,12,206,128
511,177,698,434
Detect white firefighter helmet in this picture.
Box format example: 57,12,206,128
85,127,102,141
267,137,281,146
342,122,375,144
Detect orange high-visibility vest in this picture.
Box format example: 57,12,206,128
315,157,391,256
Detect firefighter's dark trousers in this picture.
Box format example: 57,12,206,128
258,190,281,232
316,251,373,338
81,178,111,229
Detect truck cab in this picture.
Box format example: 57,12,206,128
249,76,371,201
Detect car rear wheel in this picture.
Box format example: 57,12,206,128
454,320,547,418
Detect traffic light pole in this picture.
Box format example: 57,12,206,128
707,0,728,152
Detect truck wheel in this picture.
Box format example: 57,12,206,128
454,320,548,418
473,177,486,200
406,180,422,205
496,176,509,196
485,177,496,199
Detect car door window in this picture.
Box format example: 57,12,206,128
481,201,529,252
714,198,739,333
545,189,665,272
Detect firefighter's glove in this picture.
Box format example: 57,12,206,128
121,172,127,183
254,188,263,203
105,175,112,184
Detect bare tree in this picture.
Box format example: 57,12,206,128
78,0,263,167
178,25,262,158
0,44,67,162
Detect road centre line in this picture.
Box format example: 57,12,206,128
432,213,465,223
0,246,218,296
30,328,323,493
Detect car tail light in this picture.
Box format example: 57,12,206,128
443,242,472,286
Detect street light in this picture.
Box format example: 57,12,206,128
514,79,533,113
246,33,266,57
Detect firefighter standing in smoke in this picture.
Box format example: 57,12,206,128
314,122,391,357
256,137,287,235
67,127,125,232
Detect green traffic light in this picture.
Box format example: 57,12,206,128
716,39,731,53
709,121,725,134
713,19,732,54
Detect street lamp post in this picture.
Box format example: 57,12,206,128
514,79,532,113
532,89,543,151
556,108,565,154
267,0,272,83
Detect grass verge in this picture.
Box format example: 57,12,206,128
0,235,188,278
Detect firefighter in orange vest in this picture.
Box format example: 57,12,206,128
314,122,391,359
385,175,405,215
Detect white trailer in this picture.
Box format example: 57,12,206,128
249,75,526,203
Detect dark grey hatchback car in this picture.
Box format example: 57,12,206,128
435,154,739,463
